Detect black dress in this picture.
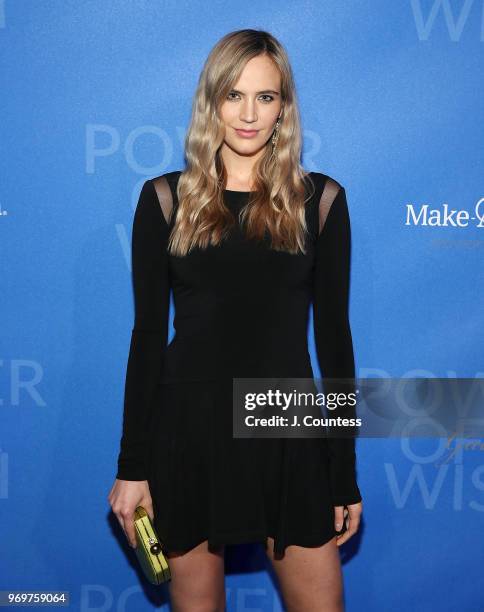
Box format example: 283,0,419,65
116,170,362,556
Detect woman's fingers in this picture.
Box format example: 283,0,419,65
120,507,138,548
334,502,362,546
144,500,155,523
109,479,153,548
334,505,345,533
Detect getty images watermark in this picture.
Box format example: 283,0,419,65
242,383,359,431
232,377,484,440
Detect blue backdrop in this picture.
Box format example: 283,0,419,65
1,1,483,610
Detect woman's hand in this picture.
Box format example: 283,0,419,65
334,501,362,546
108,479,154,548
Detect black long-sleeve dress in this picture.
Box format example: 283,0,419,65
116,170,362,555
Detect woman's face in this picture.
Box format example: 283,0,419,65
219,54,283,158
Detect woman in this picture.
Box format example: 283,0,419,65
108,29,362,611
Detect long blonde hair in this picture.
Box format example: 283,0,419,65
169,29,315,256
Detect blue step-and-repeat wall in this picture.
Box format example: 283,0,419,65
1,2,483,610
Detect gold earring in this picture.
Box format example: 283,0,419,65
271,117,281,155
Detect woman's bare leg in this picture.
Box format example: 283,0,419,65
265,536,344,612
165,540,226,612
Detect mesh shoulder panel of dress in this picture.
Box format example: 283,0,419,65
317,176,342,236
152,175,175,225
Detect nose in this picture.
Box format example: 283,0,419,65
239,98,258,123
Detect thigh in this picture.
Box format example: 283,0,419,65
166,540,226,612
265,536,343,612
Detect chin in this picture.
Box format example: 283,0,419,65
228,140,265,156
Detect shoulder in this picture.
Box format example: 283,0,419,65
307,172,348,214
147,170,182,204
303,172,346,220
304,172,350,236
305,171,344,193
148,170,182,189
142,170,182,224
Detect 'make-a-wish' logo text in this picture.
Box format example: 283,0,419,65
405,199,484,228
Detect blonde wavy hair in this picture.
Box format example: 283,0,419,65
169,29,315,256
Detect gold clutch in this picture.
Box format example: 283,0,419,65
133,506,171,584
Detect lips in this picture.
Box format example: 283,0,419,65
235,128,259,138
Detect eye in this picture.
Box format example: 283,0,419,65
227,91,240,101
259,95,274,103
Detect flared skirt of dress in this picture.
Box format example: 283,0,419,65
147,378,337,556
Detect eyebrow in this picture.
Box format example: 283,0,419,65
229,89,280,96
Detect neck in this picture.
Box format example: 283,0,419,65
219,143,265,190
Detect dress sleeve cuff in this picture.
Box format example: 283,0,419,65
115,462,149,482
328,454,362,506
